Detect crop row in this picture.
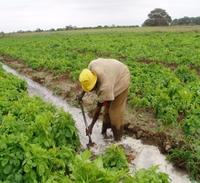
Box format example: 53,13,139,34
1,30,200,68
127,62,200,133
126,62,200,179
0,64,79,182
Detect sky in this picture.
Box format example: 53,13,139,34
0,0,199,33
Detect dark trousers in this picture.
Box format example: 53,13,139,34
101,88,128,141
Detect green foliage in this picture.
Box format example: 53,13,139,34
128,63,199,125
69,149,170,183
0,67,171,182
0,31,199,126
168,139,200,180
175,65,198,83
69,150,126,183
172,16,200,26
126,166,170,183
0,134,75,183
1,30,200,77
102,144,129,171
183,109,200,137
0,29,200,180
0,66,79,182
143,8,172,26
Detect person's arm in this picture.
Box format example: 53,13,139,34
86,102,103,135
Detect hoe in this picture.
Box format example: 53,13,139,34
79,100,95,148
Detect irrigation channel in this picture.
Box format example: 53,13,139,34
2,63,191,183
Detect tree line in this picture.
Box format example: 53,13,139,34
4,25,139,34
171,17,200,26
1,9,200,34
142,8,200,26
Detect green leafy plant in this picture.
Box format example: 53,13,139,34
102,144,129,171
126,166,170,183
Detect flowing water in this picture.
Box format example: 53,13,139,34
2,63,191,183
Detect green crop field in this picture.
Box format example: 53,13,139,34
0,26,200,180
0,65,170,182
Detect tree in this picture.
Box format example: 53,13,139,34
35,28,43,32
0,31,5,38
143,8,172,26
65,25,73,30
171,16,200,26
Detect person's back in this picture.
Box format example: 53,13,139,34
89,58,130,103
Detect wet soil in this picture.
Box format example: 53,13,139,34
1,55,186,163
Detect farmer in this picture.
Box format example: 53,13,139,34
77,58,130,141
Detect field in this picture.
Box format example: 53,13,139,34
0,65,171,182
0,26,200,181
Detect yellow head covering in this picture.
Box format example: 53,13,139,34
79,69,97,92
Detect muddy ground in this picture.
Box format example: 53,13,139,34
1,56,186,166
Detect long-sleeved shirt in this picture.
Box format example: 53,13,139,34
88,58,130,103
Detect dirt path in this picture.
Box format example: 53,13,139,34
1,56,186,164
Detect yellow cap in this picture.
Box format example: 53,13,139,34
79,69,97,92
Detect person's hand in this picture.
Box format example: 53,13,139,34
86,124,93,136
76,94,83,103
76,91,85,103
